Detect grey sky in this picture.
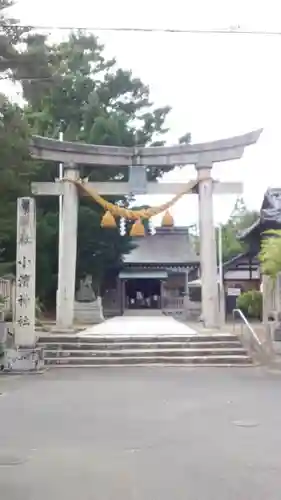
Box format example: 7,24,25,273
3,0,281,226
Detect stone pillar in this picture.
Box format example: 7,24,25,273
56,164,79,330
196,164,219,328
15,197,36,346
185,268,189,298
160,280,164,310
122,280,126,312
184,268,190,318
262,274,272,341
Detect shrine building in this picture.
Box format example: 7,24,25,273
102,226,200,317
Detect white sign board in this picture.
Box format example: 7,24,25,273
227,288,241,297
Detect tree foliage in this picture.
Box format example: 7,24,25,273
0,95,33,273
236,290,262,319
218,198,259,262
21,31,178,303
0,17,192,305
188,199,259,261
259,229,281,281
0,0,30,78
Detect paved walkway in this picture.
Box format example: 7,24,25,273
1,367,281,499
80,315,197,336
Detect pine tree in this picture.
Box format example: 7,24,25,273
0,0,29,79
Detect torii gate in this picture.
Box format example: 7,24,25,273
15,129,262,345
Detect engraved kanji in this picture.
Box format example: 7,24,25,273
17,256,31,269
19,232,31,245
21,199,30,215
17,293,30,307
17,315,30,327
18,274,31,287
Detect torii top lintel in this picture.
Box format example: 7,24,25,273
29,129,263,167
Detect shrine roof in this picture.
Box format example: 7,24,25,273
239,188,281,242
223,252,259,270
123,227,199,266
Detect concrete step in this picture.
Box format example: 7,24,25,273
39,340,242,351
47,363,253,368
44,355,253,366
44,347,248,358
38,333,239,344
39,330,254,367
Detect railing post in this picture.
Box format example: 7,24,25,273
232,308,272,364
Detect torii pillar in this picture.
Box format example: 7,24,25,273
196,161,219,327
56,164,79,329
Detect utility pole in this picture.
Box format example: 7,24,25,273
56,131,64,322
58,131,64,251
218,224,225,325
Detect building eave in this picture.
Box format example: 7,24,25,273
237,219,261,241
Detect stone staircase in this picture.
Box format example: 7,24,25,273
38,333,254,367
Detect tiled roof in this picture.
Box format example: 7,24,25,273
123,227,199,265
239,188,281,241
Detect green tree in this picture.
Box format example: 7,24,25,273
259,229,281,281
236,290,262,319
0,0,30,79
186,199,259,260
0,95,34,273
0,9,192,304
22,32,171,154
18,31,188,302
218,197,259,262
0,2,44,276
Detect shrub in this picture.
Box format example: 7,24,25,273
236,290,262,320
259,230,281,281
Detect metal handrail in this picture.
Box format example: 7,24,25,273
232,308,262,347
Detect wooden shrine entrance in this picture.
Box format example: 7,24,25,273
125,278,161,310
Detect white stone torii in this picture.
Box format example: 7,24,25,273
15,129,262,345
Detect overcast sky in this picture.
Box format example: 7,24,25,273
3,0,281,226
